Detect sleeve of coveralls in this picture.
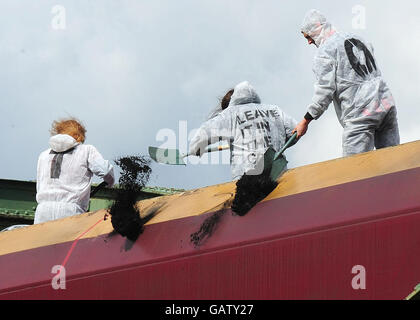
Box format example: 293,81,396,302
281,108,299,147
307,53,337,120
87,145,115,187
189,111,233,157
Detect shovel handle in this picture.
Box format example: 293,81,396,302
273,132,298,161
205,144,230,153
184,134,295,161
183,144,230,158
90,181,108,197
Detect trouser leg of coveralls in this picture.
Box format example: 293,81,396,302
342,106,400,157
374,107,400,149
342,123,375,157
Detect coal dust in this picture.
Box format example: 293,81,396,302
109,156,153,242
190,206,228,247
190,162,279,247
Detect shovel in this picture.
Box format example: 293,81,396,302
268,132,298,181
148,144,230,165
243,132,297,182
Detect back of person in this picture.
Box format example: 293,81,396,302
319,31,395,128
35,119,114,224
189,81,297,180
227,88,297,178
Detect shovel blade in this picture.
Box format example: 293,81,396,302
148,146,186,165
262,147,288,182
270,155,288,181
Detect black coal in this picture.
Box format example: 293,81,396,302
190,160,280,247
109,156,152,242
114,156,152,192
231,169,278,216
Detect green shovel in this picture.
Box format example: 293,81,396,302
269,132,298,181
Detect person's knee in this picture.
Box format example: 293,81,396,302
342,145,370,157
375,111,400,149
375,129,400,149
342,129,374,156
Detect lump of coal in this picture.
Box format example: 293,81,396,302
231,168,278,217
109,156,152,242
109,190,143,242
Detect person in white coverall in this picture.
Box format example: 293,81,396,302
293,9,400,156
34,119,115,224
189,81,297,180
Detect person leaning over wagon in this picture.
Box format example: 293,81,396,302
189,81,297,180
34,118,115,224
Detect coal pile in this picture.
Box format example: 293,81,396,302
109,156,153,242
231,169,278,216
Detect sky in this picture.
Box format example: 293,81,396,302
1,0,419,190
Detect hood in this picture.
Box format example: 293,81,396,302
229,81,261,107
49,134,79,153
301,9,337,47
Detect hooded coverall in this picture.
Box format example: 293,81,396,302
301,9,400,156
34,134,115,224
189,81,297,180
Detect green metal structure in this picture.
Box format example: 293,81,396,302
0,179,183,230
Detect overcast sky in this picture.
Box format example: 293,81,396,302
1,0,419,190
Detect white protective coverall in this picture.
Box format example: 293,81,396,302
207,103,223,121
34,134,115,224
189,81,297,180
302,9,400,156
